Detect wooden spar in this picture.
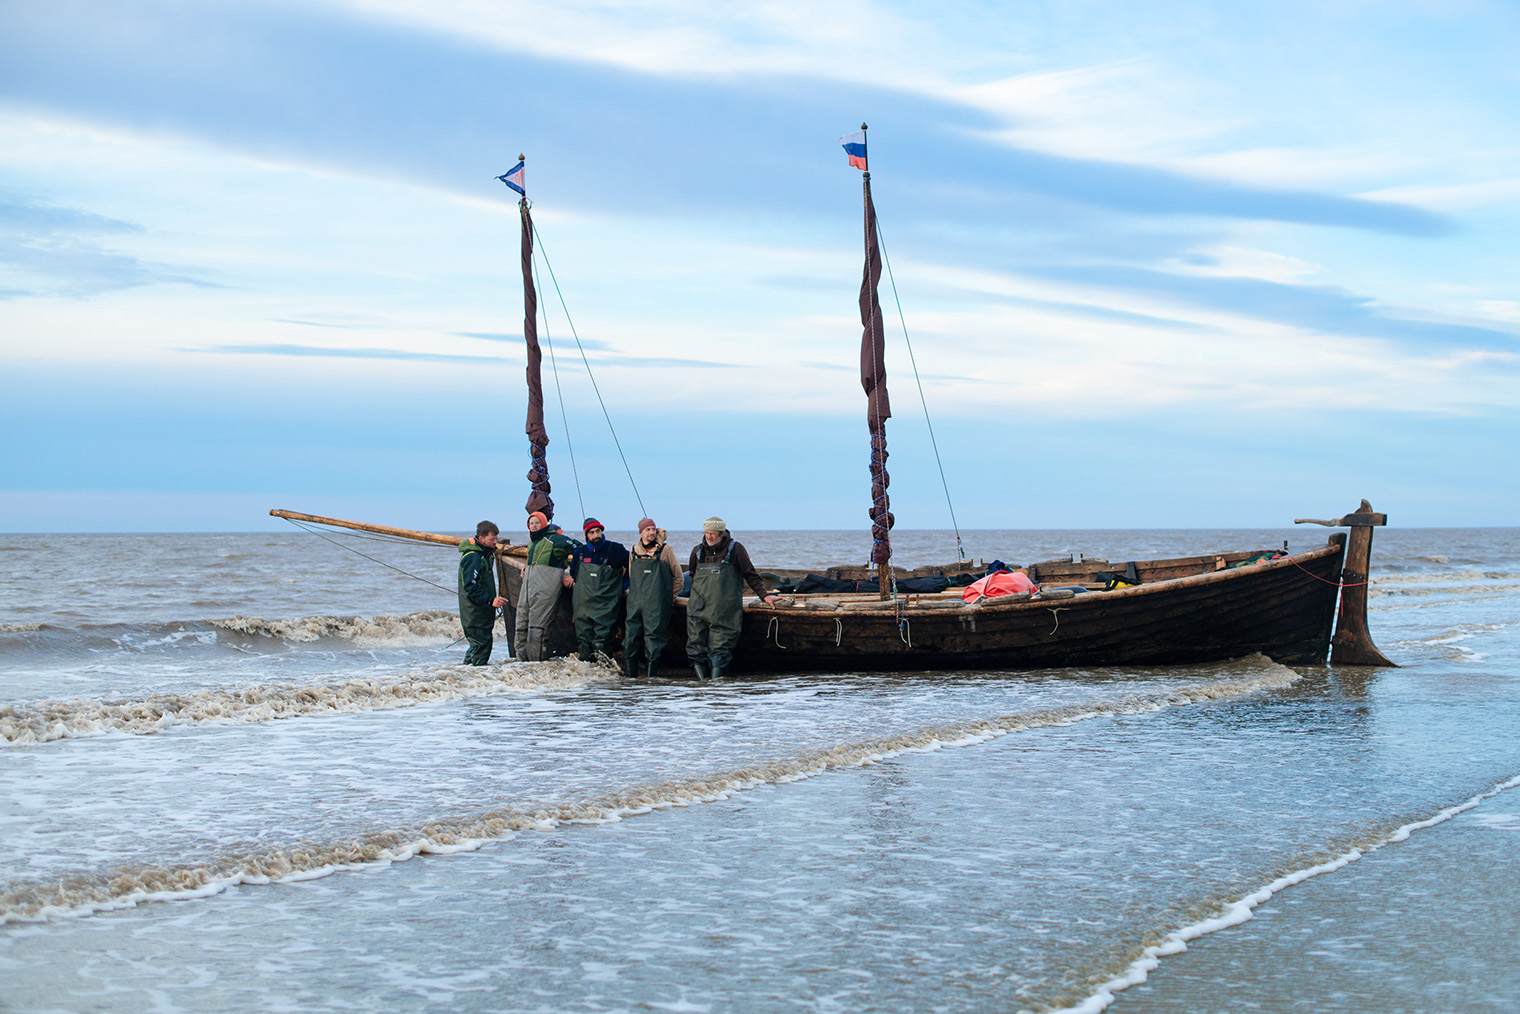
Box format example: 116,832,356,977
268,508,529,565
269,509,464,546
1295,498,1395,667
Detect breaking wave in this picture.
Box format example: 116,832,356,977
209,610,468,646
0,611,484,662
0,658,612,746
0,660,1303,921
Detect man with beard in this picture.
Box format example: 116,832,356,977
624,518,683,679
567,518,629,663
686,517,778,680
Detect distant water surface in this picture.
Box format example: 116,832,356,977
1,528,1517,1012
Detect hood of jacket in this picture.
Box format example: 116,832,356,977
459,538,492,558
634,528,669,555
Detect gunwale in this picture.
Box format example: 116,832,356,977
651,538,1348,673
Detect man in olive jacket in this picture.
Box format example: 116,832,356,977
515,511,580,662
458,520,507,665
686,516,778,680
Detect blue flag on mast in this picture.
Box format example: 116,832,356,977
496,160,525,195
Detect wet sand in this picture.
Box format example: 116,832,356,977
1116,793,1520,1012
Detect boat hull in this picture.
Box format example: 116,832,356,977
672,542,1346,673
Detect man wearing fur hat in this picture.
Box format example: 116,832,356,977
515,510,580,662
624,518,683,679
568,517,629,663
686,517,778,680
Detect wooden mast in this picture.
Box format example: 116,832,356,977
518,154,555,521
1294,499,1395,666
856,123,895,600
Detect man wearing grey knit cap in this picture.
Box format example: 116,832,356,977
685,517,777,679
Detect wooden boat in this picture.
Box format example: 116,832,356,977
269,138,1394,674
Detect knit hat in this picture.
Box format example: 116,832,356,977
528,511,548,528
638,518,657,533
702,516,726,532
582,517,604,535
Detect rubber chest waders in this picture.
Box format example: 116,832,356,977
572,557,623,660
459,548,496,666
687,540,744,676
626,546,674,676
515,564,566,662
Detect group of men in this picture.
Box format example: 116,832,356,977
457,514,778,680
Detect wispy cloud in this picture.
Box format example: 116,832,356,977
0,1,1453,236
197,343,512,365
0,189,212,297
1024,263,1520,354
457,330,613,351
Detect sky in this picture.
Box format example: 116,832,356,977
2,0,1518,535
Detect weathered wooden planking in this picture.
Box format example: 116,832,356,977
655,540,1345,673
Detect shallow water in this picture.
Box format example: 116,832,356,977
2,527,1517,1012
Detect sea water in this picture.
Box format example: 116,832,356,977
1,527,1517,1013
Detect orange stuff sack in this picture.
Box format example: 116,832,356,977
962,570,1037,603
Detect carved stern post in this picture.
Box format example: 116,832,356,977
1295,499,1395,667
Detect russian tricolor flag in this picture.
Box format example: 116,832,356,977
838,131,867,171
497,160,525,195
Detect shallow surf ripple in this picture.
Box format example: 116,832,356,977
0,663,1301,922
2,528,1519,1014
0,656,611,745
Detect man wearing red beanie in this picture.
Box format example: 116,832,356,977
568,518,629,663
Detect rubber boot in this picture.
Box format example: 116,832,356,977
624,654,642,679
691,660,711,680
645,660,659,680
709,663,727,681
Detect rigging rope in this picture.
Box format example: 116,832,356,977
281,517,456,595
529,222,648,518
1289,555,1370,588
532,255,586,522
874,217,967,562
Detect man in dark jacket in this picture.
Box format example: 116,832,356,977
568,517,629,662
515,511,580,661
458,520,507,665
686,516,777,680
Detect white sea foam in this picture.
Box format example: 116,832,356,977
0,661,1303,922
1373,569,1520,585
1053,771,1520,1014
0,623,45,633
209,610,467,646
1369,582,1520,600
0,658,613,745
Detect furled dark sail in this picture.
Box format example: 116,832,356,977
859,173,893,571
520,195,553,519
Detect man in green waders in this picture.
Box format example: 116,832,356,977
686,517,778,680
625,518,683,679
567,518,629,663
458,520,508,665
515,511,579,662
